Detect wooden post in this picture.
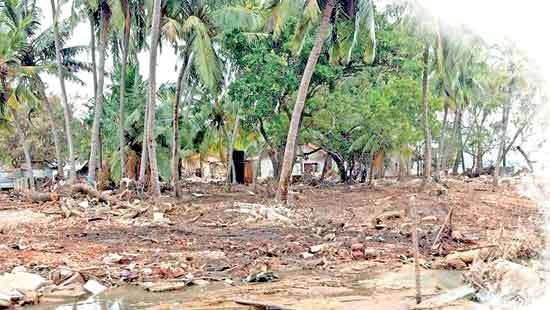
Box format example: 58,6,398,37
411,194,422,304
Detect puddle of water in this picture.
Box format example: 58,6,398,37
30,282,227,310
28,266,465,309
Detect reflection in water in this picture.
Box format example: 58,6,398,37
54,296,124,310
32,281,222,310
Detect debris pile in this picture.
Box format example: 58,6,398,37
229,202,293,223
0,266,107,308
466,259,543,305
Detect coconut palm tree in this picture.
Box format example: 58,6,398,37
2,0,87,180
145,0,163,197
276,0,377,202
164,0,223,196
109,0,146,181
50,0,78,181
87,0,112,183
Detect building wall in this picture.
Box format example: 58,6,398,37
258,144,331,179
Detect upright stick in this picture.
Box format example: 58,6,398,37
411,195,422,304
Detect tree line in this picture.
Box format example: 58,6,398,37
0,0,542,203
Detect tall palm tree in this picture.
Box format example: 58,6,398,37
171,50,194,196
276,0,376,202
420,44,431,181
117,0,132,181
111,0,147,181
88,0,111,183
2,0,86,180
165,0,222,196
50,0,77,181
146,0,163,197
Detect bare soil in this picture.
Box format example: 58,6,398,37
0,176,542,308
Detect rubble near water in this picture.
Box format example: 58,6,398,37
0,176,546,308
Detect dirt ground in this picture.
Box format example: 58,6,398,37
0,176,543,309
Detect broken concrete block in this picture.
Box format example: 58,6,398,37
83,280,106,295
0,272,48,292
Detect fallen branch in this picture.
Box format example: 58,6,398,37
234,299,295,310
26,191,59,203
71,183,131,208
431,206,454,250
187,212,205,224
455,244,497,252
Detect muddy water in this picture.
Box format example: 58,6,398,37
29,267,465,309
30,282,228,309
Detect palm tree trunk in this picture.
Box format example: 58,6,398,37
11,107,35,190
276,0,335,203
118,0,130,182
138,97,149,184
493,99,511,185
444,104,459,174
39,85,63,178
88,5,110,182
171,52,194,197
50,0,75,182
475,142,482,174
452,112,463,175
421,45,432,181
146,0,162,197
89,13,98,105
435,95,449,178
171,66,185,197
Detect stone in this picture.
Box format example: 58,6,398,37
309,244,325,254
351,243,364,251
442,258,468,270
0,272,48,292
49,267,75,285
364,248,378,259
83,280,106,295
0,291,13,308
103,253,125,264
58,272,85,287
375,210,402,222
421,216,438,223
400,222,413,231
153,212,165,222
302,252,315,259
142,282,187,293
351,243,365,260
451,231,464,241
